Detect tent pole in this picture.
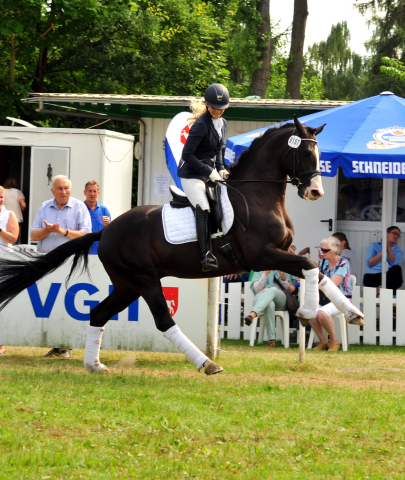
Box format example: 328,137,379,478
382,179,388,289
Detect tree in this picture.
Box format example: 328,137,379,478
356,0,405,96
250,0,271,97
0,0,231,123
307,21,366,100
286,0,308,99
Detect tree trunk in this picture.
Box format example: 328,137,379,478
32,46,49,92
9,33,16,89
286,0,308,99
250,0,271,98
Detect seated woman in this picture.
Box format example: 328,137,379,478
245,270,297,348
310,236,352,352
332,231,358,281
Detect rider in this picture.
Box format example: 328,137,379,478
177,83,230,272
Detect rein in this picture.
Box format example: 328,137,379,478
220,133,320,232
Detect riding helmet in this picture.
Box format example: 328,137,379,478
204,83,230,109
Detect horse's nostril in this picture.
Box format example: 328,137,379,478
311,190,321,198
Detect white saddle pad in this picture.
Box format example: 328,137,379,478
162,184,234,245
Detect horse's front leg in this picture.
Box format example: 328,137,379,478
249,248,320,321
254,249,364,326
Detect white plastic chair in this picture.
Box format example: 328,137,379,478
249,310,290,348
307,275,356,352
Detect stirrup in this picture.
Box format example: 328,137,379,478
201,251,218,272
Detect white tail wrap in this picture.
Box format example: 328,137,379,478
163,325,208,370
296,267,319,319
319,275,364,322
84,326,108,372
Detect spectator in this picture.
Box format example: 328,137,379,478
363,226,403,294
30,175,92,358
332,232,358,281
3,177,26,227
310,236,352,352
0,185,19,355
244,270,297,348
83,180,111,254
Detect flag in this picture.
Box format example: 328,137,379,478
165,111,191,190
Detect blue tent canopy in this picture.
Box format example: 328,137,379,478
225,92,405,179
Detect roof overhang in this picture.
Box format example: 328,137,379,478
23,93,351,122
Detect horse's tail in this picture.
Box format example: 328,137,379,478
0,230,103,311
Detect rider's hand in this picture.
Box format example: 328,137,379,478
209,169,222,183
219,170,229,180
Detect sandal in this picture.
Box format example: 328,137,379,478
266,339,276,348
244,314,256,326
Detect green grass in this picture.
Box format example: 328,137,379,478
1,341,405,479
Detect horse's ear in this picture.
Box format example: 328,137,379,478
314,123,327,136
293,115,306,137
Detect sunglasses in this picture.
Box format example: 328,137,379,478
390,231,401,238
320,248,331,253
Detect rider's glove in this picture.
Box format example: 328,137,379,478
209,169,222,183
219,169,229,180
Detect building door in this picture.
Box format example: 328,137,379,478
29,147,70,241
285,176,338,264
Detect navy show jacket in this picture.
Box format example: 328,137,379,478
177,109,227,182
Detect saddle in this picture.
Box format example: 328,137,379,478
169,184,223,234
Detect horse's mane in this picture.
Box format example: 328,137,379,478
229,122,296,177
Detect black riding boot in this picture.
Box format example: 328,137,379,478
195,205,218,273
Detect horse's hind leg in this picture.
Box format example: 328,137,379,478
140,279,223,375
84,288,139,373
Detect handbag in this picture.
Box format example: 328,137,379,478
273,277,300,319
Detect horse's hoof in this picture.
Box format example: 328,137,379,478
296,306,317,320
299,318,309,327
203,359,223,375
346,314,366,326
85,362,110,373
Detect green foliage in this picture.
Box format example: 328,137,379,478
0,0,232,124
307,21,367,100
265,55,323,100
355,0,405,96
381,56,405,80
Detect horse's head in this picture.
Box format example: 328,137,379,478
289,116,326,201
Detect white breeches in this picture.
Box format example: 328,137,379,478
181,177,210,211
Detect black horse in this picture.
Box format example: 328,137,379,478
0,117,363,374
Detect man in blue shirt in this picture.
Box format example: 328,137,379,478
83,181,111,255
363,226,403,294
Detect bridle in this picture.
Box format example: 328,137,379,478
283,132,320,187
218,129,320,232
222,130,320,187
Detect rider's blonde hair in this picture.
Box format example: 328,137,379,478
188,98,207,125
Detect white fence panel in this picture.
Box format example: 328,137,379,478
396,291,405,346
362,287,378,344
220,279,404,346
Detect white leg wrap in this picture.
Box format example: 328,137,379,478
296,267,319,319
163,325,208,370
319,276,364,323
84,326,108,372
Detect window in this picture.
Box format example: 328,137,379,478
337,169,383,221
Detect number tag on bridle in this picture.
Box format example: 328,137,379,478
288,135,301,148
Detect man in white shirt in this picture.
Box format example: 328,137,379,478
31,175,92,358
